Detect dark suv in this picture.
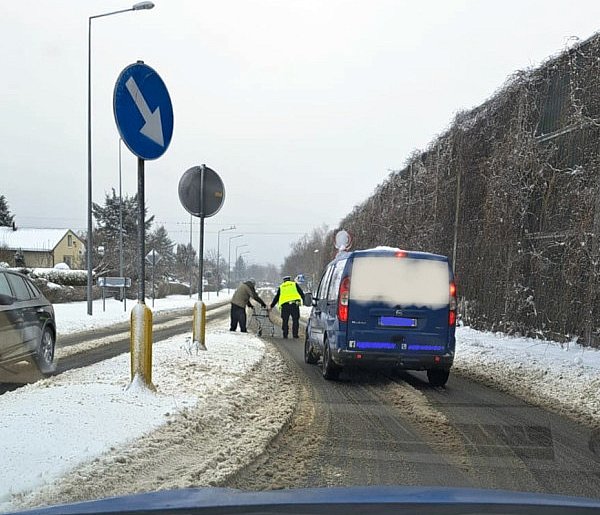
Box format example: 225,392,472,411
0,269,56,380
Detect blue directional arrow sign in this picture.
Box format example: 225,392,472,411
113,62,174,160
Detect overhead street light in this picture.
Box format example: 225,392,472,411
86,2,155,316
228,234,243,288
216,226,235,296
133,1,155,9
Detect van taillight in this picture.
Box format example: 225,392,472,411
449,310,456,326
449,280,457,326
338,276,350,322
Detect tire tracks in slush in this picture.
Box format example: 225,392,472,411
223,335,483,490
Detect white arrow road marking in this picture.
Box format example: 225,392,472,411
125,76,164,147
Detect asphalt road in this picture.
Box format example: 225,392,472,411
225,323,600,499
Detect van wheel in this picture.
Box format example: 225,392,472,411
304,335,318,365
322,340,340,380
427,368,450,387
34,327,56,375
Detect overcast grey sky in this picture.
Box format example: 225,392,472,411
2,1,600,266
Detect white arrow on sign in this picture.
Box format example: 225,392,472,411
125,76,164,147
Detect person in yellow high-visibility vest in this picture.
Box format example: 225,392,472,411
269,275,305,339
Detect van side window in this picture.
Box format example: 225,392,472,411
327,259,347,301
317,265,334,300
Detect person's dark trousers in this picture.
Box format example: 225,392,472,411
230,304,247,332
281,303,300,338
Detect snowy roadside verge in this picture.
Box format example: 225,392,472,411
55,303,231,361
55,293,232,336
3,320,297,512
454,326,600,429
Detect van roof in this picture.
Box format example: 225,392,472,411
331,246,449,263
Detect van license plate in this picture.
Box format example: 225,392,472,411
379,316,417,327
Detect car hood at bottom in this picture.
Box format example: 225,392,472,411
11,486,600,515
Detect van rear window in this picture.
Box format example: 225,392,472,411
349,256,450,308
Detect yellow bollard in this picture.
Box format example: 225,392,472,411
192,301,207,351
130,301,156,390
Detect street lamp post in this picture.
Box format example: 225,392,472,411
189,214,193,298
228,234,243,289
216,226,235,296
235,244,248,283
86,1,155,316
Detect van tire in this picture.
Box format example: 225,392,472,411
304,335,318,365
427,368,450,387
322,340,340,380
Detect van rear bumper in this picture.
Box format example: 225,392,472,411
332,348,454,370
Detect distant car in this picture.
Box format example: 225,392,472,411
305,247,456,386
0,269,57,379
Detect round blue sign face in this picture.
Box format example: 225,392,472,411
113,62,174,160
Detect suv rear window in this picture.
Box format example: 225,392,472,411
349,256,450,308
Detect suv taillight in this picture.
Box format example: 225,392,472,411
449,281,457,326
338,277,350,322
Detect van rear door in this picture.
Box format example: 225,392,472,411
347,254,451,355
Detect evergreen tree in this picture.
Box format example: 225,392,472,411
147,225,175,278
0,195,15,227
175,243,197,285
91,189,155,279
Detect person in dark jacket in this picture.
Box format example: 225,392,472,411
230,279,266,332
270,275,305,339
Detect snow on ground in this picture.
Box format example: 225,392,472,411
55,291,233,336
454,326,600,428
0,319,296,513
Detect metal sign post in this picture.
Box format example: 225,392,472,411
138,157,145,302
179,165,225,352
198,166,205,300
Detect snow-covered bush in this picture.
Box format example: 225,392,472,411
30,268,87,286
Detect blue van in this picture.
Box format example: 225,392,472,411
304,247,456,386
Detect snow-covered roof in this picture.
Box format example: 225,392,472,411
0,227,74,252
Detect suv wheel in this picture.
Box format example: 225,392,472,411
322,340,340,380
34,327,56,375
427,368,450,387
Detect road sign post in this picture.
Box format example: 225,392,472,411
179,165,224,351
114,61,173,389
198,166,205,300
97,276,132,312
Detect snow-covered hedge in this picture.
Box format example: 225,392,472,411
28,268,87,287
